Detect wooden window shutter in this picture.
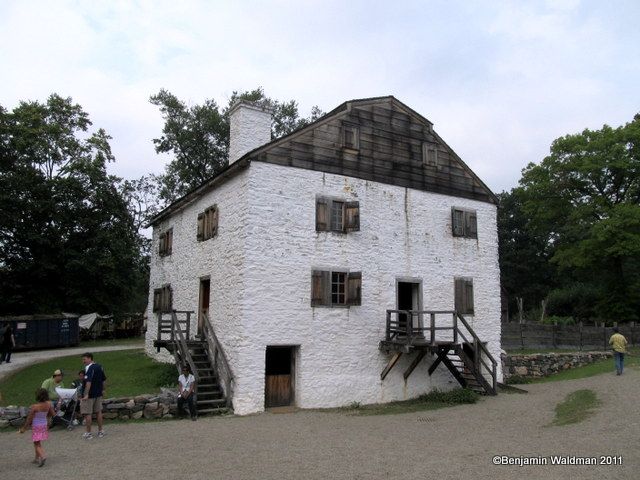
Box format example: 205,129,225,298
212,206,219,237
311,270,330,306
347,271,362,306
159,233,166,256
166,229,173,255
454,278,464,313
197,213,204,241
465,280,474,315
345,201,360,232
153,289,161,312
452,208,464,237
466,212,477,238
316,198,329,232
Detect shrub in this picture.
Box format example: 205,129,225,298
418,388,479,405
155,362,179,387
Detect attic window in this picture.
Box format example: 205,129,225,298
422,143,438,167
342,123,359,150
316,197,360,233
451,207,477,239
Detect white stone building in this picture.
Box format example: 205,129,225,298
146,96,501,416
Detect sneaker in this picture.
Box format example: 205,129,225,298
82,432,93,440
97,430,105,438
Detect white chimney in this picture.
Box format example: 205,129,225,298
228,100,273,165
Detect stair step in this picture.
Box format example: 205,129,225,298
197,407,230,415
197,399,227,407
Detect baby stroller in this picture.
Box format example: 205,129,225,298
54,387,80,430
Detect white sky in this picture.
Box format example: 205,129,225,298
1,0,638,192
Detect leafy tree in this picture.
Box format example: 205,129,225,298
151,87,323,202
0,94,147,315
518,114,640,321
497,189,555,317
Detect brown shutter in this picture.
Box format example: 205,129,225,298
167,229,173,255
316,198,329,231
452,208,464,237
466,212,477,238
159,233,166,256
311,270,329,306
345,201,360,232
347,272,362,306
153,289,161,312
197,213,204,241
465,280,474,314
212,206,219,237
454,278,464,313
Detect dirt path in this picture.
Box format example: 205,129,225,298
0,344,143,382
1,367,638,480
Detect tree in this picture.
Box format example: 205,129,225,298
518,113,640,321
497,189,555,318
0,94,147,315
151,87,323,202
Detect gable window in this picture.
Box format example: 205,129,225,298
158,228,173,257
197,205,219,242
454,277,474,315
451,207,477,238
422,143,438,167
153,284,173,313
312,270,361,307
316,197,359,233
342,123,359,150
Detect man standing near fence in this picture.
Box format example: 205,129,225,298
609,327,628,376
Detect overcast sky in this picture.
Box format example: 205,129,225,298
1,0,638,192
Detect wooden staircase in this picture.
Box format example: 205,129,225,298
154,311,234,415
379,310,497,395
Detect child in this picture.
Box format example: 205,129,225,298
19,388,55,467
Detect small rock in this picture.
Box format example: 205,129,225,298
131,411,143,420
124,400,135,409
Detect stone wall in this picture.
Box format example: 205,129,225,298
0,391,199,427
503,351,613,379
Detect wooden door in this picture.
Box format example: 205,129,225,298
265,346,294,407
198,279,210,335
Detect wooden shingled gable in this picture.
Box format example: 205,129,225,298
250,96,497,204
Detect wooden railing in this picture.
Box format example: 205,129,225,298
201,313,234,408
385,309,497,392
156,310,198,382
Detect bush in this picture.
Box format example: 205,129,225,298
541,315,575,326
154,362,178,387
418,388,479,405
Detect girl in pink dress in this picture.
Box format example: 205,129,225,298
19,388,55,467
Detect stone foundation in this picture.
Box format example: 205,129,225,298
0,390,192,427
503,351,613,379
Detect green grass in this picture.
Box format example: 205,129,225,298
532,350,640,383
79,336,144,348
550,389,601,426
0,349,176,407
333,388,479,416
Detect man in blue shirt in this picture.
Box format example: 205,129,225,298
80,352,107,440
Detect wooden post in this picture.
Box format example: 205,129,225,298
170,311,175,342
603,323,607,351
517,297,524,324
452,313,458,344
406,311,412,342
430,313,436,345
540,298,548,323
579,321,583,351
631,321,636,347
156,313,161,341
186,311,191,340
519,322,524,349
552,320,557,348
386,311,391,341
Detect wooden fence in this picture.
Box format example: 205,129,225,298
502,322,639,350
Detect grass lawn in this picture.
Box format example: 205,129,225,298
79,336,144,348
330,388,479,416
533,349,640,383
0,349,176,407
550,389,601,426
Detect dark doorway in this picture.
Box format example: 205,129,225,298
265,346,295,407
397,281,422,335
198,278,210,336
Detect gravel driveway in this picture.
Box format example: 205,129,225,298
1,367,638,480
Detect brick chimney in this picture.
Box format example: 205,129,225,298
228,100,273,165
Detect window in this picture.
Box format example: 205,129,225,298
316,197,359,233
451,207,477,238
197,205,219,241
311,270,361,307
454,278,474,315
422,143,438,167
153,284,173,312
342,123,359,150
158,228,173,257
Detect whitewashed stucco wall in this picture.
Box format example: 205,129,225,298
145,161,501,416
234,161,501,415
145,169,250,380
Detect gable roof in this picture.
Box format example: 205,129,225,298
150,96,497,226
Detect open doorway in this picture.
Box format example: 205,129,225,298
265,346,296,408
397,280,423,336
198,278,210,336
